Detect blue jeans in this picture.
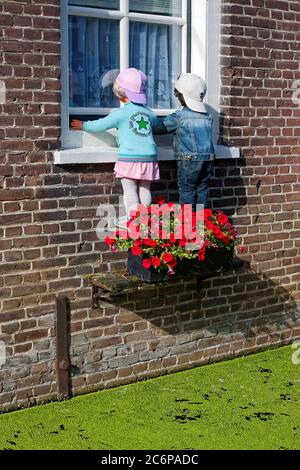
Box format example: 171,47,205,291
177,160,213,209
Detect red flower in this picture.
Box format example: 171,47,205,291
198,247,206,261
220,234,230,245
162,253,174,264
206,220,215,231
131,245,142,256
168,258,177,268
154,195,165,205
204,209,213,220
213,226,223,238
143,238,156,247
142,258,151,269
217,212,229,225
239,245,247,253
105,236,116,246
151,256,161,267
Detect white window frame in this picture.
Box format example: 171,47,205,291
55,0,240,164
68,0,188,117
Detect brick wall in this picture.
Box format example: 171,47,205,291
0,0,300,411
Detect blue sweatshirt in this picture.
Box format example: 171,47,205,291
83,102,157,162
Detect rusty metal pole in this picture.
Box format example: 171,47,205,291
55,295,70,400
92,283,99,309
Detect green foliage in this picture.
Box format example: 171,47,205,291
0,346,299,450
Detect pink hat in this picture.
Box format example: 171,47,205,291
116,68,148,105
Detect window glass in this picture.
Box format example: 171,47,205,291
68,0,119,10
129,0,182,17
68,16,120,108
129,22,181,108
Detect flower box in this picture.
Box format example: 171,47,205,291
127,251,169,283
175,248,234,280
105,198,240,284
128,248,234,283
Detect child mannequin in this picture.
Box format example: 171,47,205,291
153,73,215,210
71,68,160,227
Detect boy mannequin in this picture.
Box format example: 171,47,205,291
153,73,215,209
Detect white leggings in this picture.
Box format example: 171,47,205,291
121,178,152,216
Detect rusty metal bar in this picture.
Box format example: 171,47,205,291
92,284,99,309
55,295,70,401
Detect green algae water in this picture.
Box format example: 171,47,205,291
0,345,300,450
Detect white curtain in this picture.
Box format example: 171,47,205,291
69,16,119,108
69,17,181,109
130,22,181,108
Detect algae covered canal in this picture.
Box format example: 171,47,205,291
0,345,300,450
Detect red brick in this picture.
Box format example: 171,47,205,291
15,329,49,344
92,337,123,350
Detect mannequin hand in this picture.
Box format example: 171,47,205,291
71,119,83,130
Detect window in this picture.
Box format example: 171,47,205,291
66,0,189,117
57,0,240,163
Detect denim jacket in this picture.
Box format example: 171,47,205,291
153,107,215,161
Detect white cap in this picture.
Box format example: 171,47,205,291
174,73,207,113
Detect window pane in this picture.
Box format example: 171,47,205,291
68,0,119,9
68,16,120,108
129,0,181,17
129,22,181,109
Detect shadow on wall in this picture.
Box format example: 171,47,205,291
97,266,300,339
64,261,300,391
150,104,248,220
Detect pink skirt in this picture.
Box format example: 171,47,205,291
114,161,160,181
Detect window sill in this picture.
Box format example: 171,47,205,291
54,145,240,165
